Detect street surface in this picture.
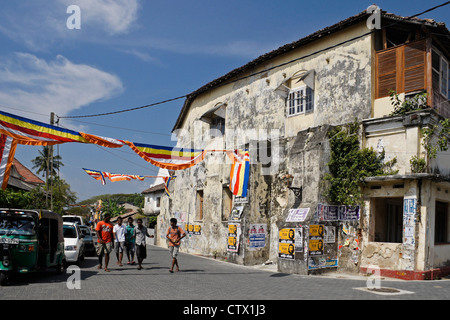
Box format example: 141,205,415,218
1,245,449,305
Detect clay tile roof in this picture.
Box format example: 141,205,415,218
141,183,165,194
12,158,44,185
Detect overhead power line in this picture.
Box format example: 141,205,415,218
57,1,450,120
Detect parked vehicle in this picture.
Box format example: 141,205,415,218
79,225,95,256
0,209,66,286
63,222,85,264
62,215,85,225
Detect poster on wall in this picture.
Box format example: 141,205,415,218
308,225,324,256
294,228,303,252
403,197,416,247
339,205,360,220
230,206,244,221
227,223,241,252
286,208,310,222
185,224,202,235
324,226,336,243
278,228,295,259
248,224,267,250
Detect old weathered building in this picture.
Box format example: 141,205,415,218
155,8,450,279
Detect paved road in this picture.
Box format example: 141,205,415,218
1,244,449,304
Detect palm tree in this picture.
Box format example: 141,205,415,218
31,146,64,210
31,146,64,178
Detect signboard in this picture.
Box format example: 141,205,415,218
286,208,310,222
248,224,266,250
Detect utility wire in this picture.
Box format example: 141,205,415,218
56,1,450,121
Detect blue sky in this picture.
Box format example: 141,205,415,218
0,0,449,201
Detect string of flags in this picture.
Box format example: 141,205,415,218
0,109,249,197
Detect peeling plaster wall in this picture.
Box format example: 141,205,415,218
156,23,374,267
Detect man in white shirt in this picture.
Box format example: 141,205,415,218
113,216,127,266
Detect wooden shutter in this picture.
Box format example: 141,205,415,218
375,39,426,98
404,40,426,93
376,48,397,98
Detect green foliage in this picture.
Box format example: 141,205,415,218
410,155,426,173
0,189,33,208
101,198,126,218
0,177,77,215
324,121,398,206
389,90,428,116
147,216,157,228
79,193,144,208
422,118,450,160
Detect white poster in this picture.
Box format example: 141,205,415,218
248,224,266,250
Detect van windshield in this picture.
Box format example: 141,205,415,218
63,217,82,224
0,214,36,236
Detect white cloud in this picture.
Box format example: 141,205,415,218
0,53,123,120
59,0,140,34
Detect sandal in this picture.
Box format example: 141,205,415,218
104,268,110,272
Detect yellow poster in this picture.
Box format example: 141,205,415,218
309,239,324,256
279,228,295,243
309,225,324,238
278,242,295,259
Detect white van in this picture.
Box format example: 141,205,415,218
62,215,85,225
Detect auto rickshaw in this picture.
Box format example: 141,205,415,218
0,208,66,285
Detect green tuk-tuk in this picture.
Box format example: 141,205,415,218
0,209,66,285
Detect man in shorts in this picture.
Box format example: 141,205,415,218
135,218,152,270
113,216,126,266
96,214,114,272
166,218,186,273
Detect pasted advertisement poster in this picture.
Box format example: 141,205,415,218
185,223,202,235
308,225,324,256
286,208,310,222
248,224,266,250
230,206,244,221
324,226,336,244
227,223,241,252
278,228,295,259
402,197,416,270
403,197,416,247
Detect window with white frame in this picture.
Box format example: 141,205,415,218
432,48,449,99
287,86,314,116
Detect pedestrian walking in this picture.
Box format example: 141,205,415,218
113,216,126,266
95,213,114,272
135,218,152,270
166,218,186,273
125,217,136,265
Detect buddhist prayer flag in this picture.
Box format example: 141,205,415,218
0,109,234,191
83,168,106,185
163,175,176,196
83,168,167,185
0,134,17,189
229,149,250,198
124,141,206,170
